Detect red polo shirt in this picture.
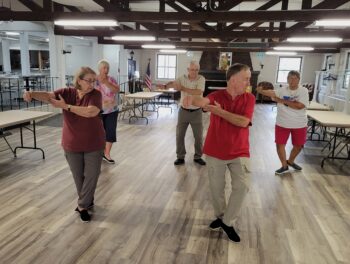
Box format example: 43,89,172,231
54,88,105,152
203,90,255,160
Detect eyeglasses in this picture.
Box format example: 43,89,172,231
81,78,96,85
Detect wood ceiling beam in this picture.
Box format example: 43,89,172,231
3,9,350,22
54,28,350,39
122,45,340,53
167,0,216,32
43,0,52,12
288,0,349,33
17,0,43,12
225,0,282,31
217,0,246,11
92,0,125,11
98,39,350,49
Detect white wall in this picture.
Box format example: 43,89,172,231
302,54,324,83
139,50,202,86
65,45,93,76
102,44,121,80
251,52,324,86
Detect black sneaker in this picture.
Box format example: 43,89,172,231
209,218,222,231
287,161,302,171
174,158,185,165
221,222,240,243
194,158,206,166
275,166,289,175
75,207,91,222
103,155,115,164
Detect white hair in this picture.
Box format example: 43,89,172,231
188,60,200,69
98,59,110,70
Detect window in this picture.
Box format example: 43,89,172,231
276,56,302,83
157,54,177,79
343,53,350,89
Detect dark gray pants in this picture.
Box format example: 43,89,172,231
176,107,203,160
65,149,103,209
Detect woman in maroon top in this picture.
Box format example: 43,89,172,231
23,67,105,223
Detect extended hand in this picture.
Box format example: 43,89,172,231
23,91,32,102
173,82,182,91
204,101,222,114
49,94,67,109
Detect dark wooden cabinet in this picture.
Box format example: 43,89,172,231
200,70,260,97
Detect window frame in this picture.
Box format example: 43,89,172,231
156,54,177,80
276,56,303,84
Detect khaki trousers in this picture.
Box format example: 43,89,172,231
206,155,251,226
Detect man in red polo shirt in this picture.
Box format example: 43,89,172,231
183,63,255,243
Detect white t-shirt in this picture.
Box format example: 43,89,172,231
274,85,309,128
177,74,205,110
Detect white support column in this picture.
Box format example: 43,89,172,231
1,39,11,73
46,23,66,89
344,75,350,114
92,39,103,72
20,32,30,76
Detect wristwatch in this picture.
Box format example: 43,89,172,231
67,104,71,112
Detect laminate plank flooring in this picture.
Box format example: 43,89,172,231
0,104,349,264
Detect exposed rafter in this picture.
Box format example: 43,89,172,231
2,0,350,52
55,28,350,39
2,9,350,22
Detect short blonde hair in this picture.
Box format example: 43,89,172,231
73,67,96,89
98,59,110,70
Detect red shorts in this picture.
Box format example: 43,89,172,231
275,125,307,146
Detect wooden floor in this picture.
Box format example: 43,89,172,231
0,104,349,264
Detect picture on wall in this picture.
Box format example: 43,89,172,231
219,52,232,71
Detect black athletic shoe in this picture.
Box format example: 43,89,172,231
174,158,185,165
209,218,222,230
275,166,289,175
221,222,240,243
287,161,302,171
103,155,115,164
75,207,91,222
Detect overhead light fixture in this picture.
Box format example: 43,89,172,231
4,37,18,41
159,49,187,54
54,19,118,27
315,19,350,27
287,37,342,43
142,44,175,49
112,36,155,41
274,46,314,51
5,32,20,36
266,51,297,56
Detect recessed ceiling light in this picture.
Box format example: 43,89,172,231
54,19,118,27
159,49,187,53
5,32,20,36
142,44,175,49
274,46,314,51
112,36,155,41
287,37,342,43
266,51,297,56
315,19,350,27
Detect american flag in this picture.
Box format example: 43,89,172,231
144,60,152,90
